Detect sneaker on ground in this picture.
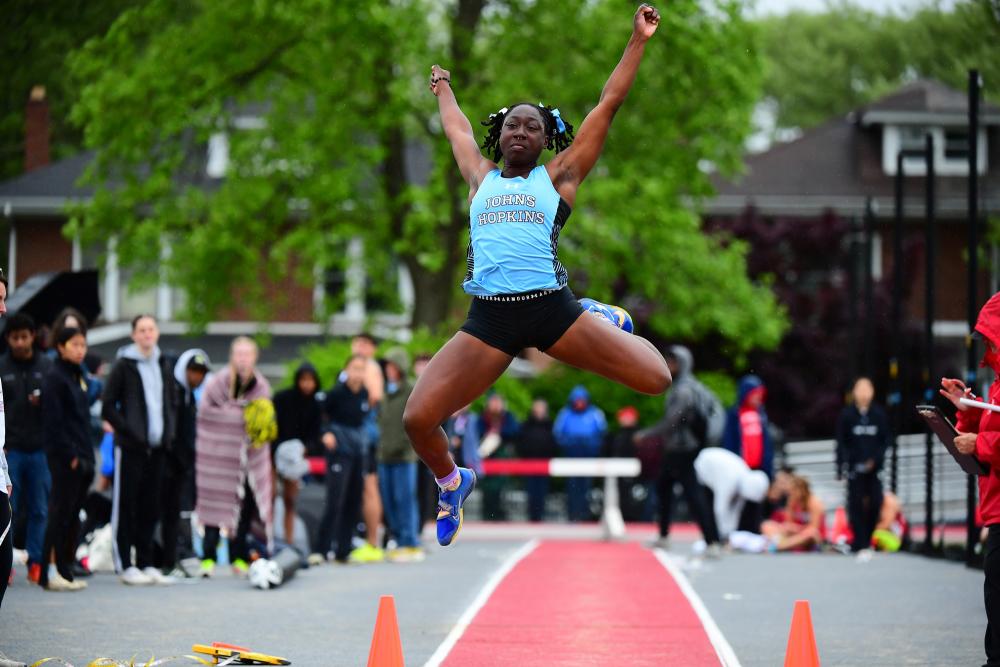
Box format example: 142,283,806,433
143,567,177,585
705,543,724,559
26,563,41,585
200,559,215,578
648,536,671,550
44,571,78,592
231,558,250,576
436,468,477,547
306,552,326,567
386,548,417,563
404,547,426,562
0,651,28,667
120,566,154,585
68,578,87,591
348,543,385,564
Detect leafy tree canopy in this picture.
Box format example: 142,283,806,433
756,0,1000,132
0,0,140,180
67,0,785,357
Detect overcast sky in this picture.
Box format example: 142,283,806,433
750,0,959,16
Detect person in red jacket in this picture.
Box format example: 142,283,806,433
942,291,1000,667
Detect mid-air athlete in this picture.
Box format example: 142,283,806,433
403,3,671,547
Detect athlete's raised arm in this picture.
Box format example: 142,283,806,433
548,4,660,202
430,65,495,197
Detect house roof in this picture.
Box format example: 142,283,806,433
0,140,433,217
708,80,1000,219
0,152,95,214
863,79,1000,116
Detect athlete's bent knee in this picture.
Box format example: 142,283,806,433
646,365,672,395
402,399,435,440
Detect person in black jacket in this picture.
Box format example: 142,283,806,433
39,327,94,591
516,399,558,522
160,349,210,576
0,312,52,583
101,315,179,585
836,377,892,553
273,362,322,545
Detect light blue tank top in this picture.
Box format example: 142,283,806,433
463,166,571,296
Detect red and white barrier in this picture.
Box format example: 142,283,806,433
481,458,641,540
306,456,641,539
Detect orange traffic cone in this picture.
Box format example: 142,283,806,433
784,599,820,667
367,595,405,667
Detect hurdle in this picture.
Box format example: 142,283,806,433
480,457,641,539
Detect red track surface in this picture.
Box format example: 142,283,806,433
442,541,721,666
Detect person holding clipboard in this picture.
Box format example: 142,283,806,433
941,291,1000,667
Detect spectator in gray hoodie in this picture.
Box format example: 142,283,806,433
635,346,720,552
102,315,178,585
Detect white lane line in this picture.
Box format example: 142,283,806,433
654,550,743,667
423,539,540,667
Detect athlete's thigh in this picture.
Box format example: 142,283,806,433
544,314,669,395
407,331,514,427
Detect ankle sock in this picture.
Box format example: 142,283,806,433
436,466,460,491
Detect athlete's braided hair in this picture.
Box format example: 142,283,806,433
480,102,575,163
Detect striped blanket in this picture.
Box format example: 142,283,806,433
194,367,274,542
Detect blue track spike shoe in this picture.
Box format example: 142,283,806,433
579,298,634,334
437,468,477,547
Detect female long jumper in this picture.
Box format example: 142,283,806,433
403,4,671,547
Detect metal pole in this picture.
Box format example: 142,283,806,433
864,197,876,379
849,216,862,382
924,133,936,553
890,153,904,494
967,69,982,566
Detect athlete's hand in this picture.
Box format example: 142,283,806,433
955,432,978,455
429,65,452,97
633,3,660,41
323,432,337,451
940,377,971,411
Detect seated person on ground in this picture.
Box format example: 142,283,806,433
761,475,825,552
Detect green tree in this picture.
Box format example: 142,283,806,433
0,0,141,180
68,0,785,356
757,0,1000,132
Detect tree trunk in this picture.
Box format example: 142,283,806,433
405,256,462,328
394,0,486,331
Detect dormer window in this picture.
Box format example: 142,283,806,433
882,124,987,176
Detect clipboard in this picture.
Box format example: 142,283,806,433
915,404,989,475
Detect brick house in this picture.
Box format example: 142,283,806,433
707,79,1000,339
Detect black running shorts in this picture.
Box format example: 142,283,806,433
459,286,585,357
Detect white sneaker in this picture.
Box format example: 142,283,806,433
0,650,28,667
143,567,177,585
705,543,724,559
44,571,78,592
120,566,154,585
648,536,671,550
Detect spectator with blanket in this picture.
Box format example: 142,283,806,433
195,337,274,578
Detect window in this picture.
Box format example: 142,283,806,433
899,126,928,153
944,129,970,161
883,125,988,177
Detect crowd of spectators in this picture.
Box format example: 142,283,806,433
0,307,908,610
